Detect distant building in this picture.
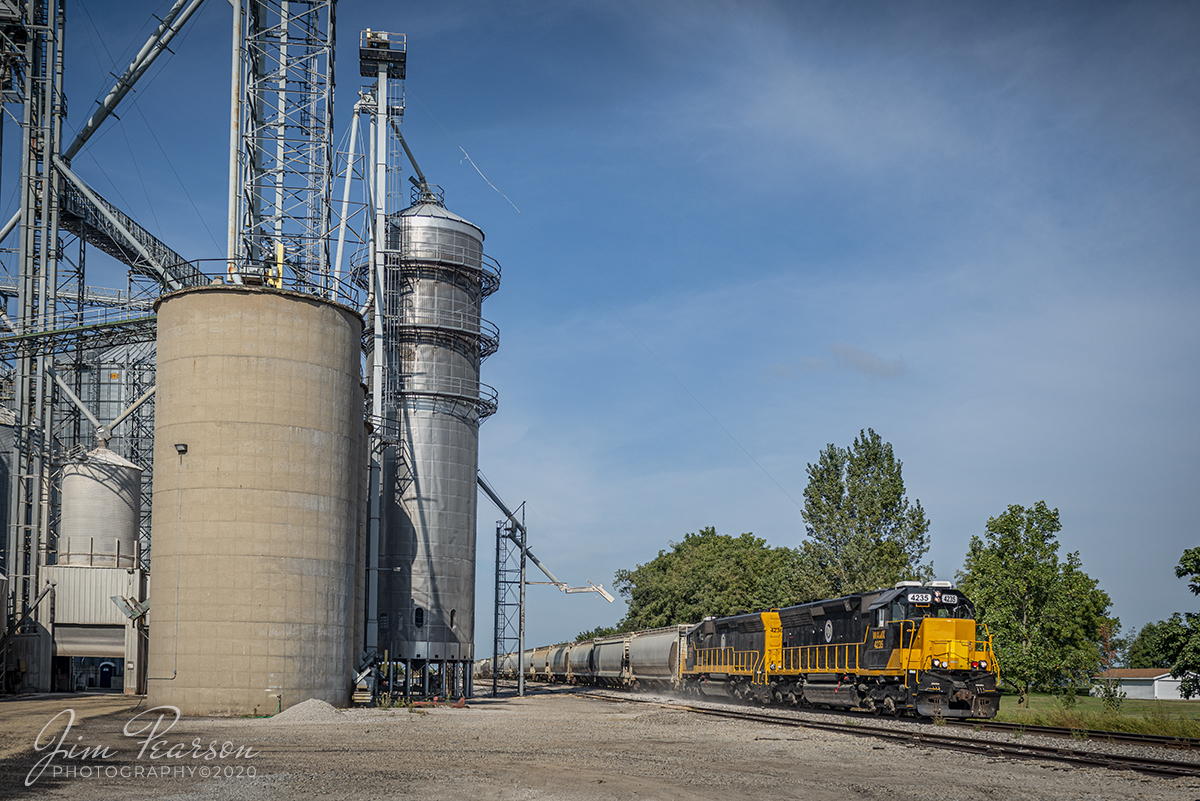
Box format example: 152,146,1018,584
1092,669,1192,701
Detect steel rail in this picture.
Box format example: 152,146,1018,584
942,717,1200,751
578,691,1200,780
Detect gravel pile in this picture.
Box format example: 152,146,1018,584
267,697,346,724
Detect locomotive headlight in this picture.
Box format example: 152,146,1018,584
932,659,941,668
980,660,988,670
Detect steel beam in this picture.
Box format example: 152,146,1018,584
62,0,207,162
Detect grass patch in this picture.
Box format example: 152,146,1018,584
994,692,1200,738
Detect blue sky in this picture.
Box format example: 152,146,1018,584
19,0,1199,651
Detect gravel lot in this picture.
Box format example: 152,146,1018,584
2,687,1199,800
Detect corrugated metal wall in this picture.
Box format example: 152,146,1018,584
43,565,136,625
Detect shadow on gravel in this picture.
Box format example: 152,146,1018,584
0,749,73,798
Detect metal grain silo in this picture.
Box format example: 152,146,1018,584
377,197,499,697
146,284,365,716
59,447,141,568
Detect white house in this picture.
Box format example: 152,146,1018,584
1092,668,1192,701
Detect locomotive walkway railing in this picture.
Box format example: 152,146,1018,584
692,647,759,675
780,643,861,672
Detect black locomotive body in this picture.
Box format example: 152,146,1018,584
681,582,1000,718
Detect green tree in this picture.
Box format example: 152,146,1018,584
1126,616,1190,669
613,527,804,631
956,501,1111,707
1170,546,1200,698
799,428,932,598
575,625,619,641
1178,546,1200,594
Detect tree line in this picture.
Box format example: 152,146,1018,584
576,428,1196,706
1117,547,1200,698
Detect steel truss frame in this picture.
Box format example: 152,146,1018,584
493,511,526,697
1,0,203,641
232,0,335,296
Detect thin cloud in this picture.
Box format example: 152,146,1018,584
830,342,905,378
768,349,898,381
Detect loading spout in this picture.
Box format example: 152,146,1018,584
477,473,614,602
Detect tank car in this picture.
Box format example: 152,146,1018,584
593,634,628,687
527,646,552,682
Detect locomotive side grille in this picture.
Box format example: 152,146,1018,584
779,608,814,627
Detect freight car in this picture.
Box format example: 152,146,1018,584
479,625,690,690
477,581,1000,719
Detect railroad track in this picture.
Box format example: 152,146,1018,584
580,691,1200,779
943,718,1200,751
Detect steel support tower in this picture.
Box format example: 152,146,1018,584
493,512,526,697
1,0,206,690
229,0,336,295
4,0,66,632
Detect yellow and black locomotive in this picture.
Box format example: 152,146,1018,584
682,581,1000,718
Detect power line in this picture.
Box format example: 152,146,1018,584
133,105,223,257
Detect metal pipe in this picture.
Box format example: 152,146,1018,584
364,64,390,658
8,0,38,619
389,119,428,189
62,0,206,162
0,581,54,654
477,473,562,586
518,507,526,698
374,65,388,256
47,367,101,430
0,209,18,245
226,0,243,279
36,0,66,590
106,385,156,435
321,0,336,297
333,103,360,290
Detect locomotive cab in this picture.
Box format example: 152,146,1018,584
867,583,999,717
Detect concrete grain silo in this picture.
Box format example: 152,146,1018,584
377,197,500,696
146,284,365,715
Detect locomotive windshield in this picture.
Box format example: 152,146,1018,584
883,589,975,623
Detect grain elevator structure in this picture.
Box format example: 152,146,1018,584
1,3,503,711
146,286,366,715
359,31,500,699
